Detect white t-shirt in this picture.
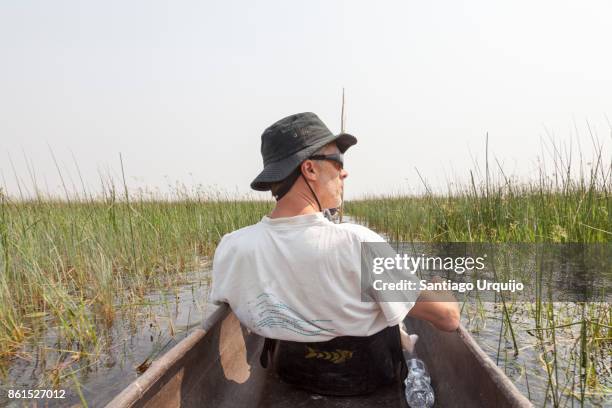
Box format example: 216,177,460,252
209,212,418,342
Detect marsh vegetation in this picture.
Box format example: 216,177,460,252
0,184,272,405
346,139,611,407
0,138,609,406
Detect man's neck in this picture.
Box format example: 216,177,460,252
269,190,319,219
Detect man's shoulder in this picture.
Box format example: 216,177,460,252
334,222,386,243
216,222,262,252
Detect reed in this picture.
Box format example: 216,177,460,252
347,136,610,244
0,136,609,405
345,181,610,244
345,138,610,406
0,183,273,359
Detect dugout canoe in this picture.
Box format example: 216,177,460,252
107,304,532,407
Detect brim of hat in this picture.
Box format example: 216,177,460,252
250,132,357,191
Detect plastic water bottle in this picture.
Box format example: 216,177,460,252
404,351,435,408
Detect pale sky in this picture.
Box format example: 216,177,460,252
1,1,611,200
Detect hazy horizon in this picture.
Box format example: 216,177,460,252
2,1,611,200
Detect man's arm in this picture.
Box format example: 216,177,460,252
407,277,460,332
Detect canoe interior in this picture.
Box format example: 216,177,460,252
107,304,531,408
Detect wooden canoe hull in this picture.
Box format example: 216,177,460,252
107,304,532,407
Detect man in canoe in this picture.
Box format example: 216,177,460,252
210,112,459,395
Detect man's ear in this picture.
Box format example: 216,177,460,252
301,160,317,180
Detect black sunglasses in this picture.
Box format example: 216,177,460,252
309,153,344,169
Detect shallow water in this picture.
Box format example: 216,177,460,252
0,245,610,406
0,272,215,407
461,302,611,407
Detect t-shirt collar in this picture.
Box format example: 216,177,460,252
261,212,329,227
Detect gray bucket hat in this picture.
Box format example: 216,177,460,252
251,112,357,191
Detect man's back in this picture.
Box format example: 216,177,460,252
210,213,415,342
208,111,457,396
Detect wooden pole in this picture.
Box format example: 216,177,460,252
339,88,346,223
341,88,346,132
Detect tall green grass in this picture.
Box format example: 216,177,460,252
0,137,609,405
345,139,611,406
346,140,610,243
0,185,273,358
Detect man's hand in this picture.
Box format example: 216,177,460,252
407,276,460,332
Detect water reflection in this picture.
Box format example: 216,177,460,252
1,242,610,407
0,271,213,407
